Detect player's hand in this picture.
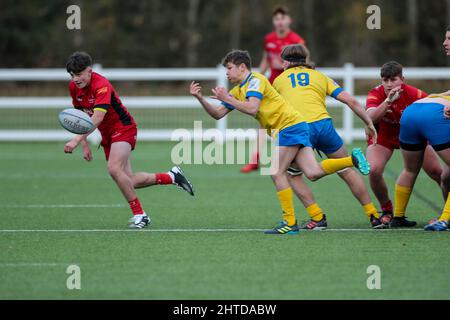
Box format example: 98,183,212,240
64,137,81,154
386,87,403,104
190,81,203,99
211,86,229,102
444,106,450,118
82,145,93,161
365,123,378,145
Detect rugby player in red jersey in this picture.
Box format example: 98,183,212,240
365,61,442,227
63,52,194,229
242,5,306,173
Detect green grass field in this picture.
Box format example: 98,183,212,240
0,141,448,300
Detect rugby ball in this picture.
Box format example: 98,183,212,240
58,108,94,134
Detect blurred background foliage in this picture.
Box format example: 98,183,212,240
1,0,449,68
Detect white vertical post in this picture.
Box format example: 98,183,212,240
216,64,228,135
342,63,355,144
92,63,103,73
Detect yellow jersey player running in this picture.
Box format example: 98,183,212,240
190,50,371,234
272,44,383,229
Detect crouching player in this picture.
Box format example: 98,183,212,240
190,50,371,234
64,52,194,229
395,95,450,231
366,61,442,228
272,44,382,229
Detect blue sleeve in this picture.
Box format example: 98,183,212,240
221,102,235,110
330,87,344,99
246,91,264,100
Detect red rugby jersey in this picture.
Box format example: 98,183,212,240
69,72,135,135
366,83,427,141
263,31,306,83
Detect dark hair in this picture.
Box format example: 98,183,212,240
66,51,92,74
380,61,403,79
447,25,450,31
281,44,315,69
273,5,289,16
222,50,252,70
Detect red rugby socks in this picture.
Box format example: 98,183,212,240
129,197,144,215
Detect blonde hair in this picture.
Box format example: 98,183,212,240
281,44,315,69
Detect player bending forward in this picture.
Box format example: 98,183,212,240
63,52,194,229
396,95,450,231
190,50,371,235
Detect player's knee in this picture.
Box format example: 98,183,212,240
427,167,443,183
303,169,321,181
107,162,122,178
441,169,450,186
369,164,384,179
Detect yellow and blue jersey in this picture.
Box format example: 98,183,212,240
272,67,343,123
222,72,305,136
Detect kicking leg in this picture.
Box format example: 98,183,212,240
327,146,384,227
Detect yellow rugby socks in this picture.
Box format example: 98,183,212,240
306,203,324,222
363,202,380,219
394,184,412,218
321,157,353,175
439,193,450,222
277,188,296,226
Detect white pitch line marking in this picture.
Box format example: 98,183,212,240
0,263,73,267
0,204,125,208
0,228,435,233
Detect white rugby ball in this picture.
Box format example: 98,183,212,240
58,108,94,134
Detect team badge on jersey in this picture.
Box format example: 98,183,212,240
248,78,260,91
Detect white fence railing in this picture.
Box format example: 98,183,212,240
0,64,449,142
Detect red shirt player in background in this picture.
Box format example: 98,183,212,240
365,61,443,227
260,6,306,83
241,5,306,173
63,52,194,229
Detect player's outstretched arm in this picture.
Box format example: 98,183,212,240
81,138,93,161
190,81,230,120
211,86,260,117
64,110,106,154
336,90,377,144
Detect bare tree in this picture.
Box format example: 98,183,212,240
186,0,201,67
408,0,419,65
229,0,242,50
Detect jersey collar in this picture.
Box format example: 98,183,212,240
239,72,253,88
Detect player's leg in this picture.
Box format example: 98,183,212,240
270,145,301,224
287,172,328,230
107,141,150,229
293,146,368,182
440,165,450,201
422,145,444,197
314,119,382,227
391,149,424,228
366,143,394,217
265,145,302,234
425,149,450,230
326,146,384,228
131,165,194,196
